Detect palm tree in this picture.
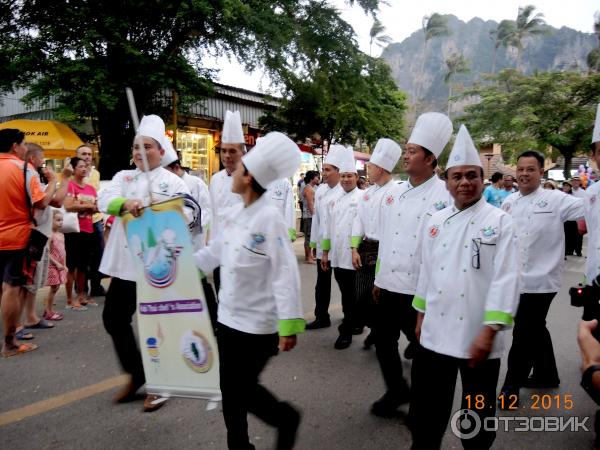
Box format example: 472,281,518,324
587,11,600,72
415,13,451,108
369,18,392,57
489,20,518,74
514,5,547,69
444,53,470,116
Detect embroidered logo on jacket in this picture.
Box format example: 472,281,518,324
250,233,266,252
429,225,440,238
385,195,394,205
363,193,370,201
536,200,548,208
159,181,169,193
434,200,447,211
480,226,497,238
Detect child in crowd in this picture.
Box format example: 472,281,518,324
44,210,69,319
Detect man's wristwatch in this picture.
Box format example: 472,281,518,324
581,364,600,405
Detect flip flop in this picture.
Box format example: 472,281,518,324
26,319,55,329
16,329,34,340
2,342,38,358
44,311,64,321
69,305,88,311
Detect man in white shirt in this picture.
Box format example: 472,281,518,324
370,113,453,417
499,150,584,405
572,176,586,198
409,125,520,450
321,149,361,349
350,138,402,349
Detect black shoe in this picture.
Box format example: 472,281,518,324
522,376,560,389
576,252,583,257
498,386,520,409
334,334,352,350
306,319,331,330
351,326,364,335
277,403,301,450
403,342,418,360
90,286,106,297
363,332,375,350
371,391,409,417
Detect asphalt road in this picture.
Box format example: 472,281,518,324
0,238,598,449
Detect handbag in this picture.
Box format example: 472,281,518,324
23,162,48,261
61,182,80,233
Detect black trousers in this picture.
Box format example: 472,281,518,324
201,276,218,331
333,267,357,335
313,258,332,321
503,292,559,388
213,267,221,299
374,290,417,398
355,264,376,329
217,323,297,450
102,278,145,386
409,347,501,450
564,221,582,256
88,220,105,290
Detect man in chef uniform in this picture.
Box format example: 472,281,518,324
306,145,346,329
98,115,193,412
350,138,402,349
209,110,245,294
195,132,305,450
409,125,520,450
267,177,297,241
321,148,362,349
370,113,453,417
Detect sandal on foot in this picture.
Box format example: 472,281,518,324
16,329,34,340
26,319,55,329
2,342,38,358
44,311,64,321
70,304,88,311
85,298,99,307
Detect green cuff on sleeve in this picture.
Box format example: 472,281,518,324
483,310,513,326
351,236,362,248
375,257,381,275
278,319,305,336
321,239,331,251
309,241,316,249
107,197,127,216
288,228,297,242
412,296,426,312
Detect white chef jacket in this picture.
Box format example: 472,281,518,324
310,183,344,259
194,195,303,335
351,179,396,245
585,182,600,285
267,178,296,238
183,172,211,250
322,187,361,270
98,167,191,282
572,188,585,199
501,187,583,293
209,169,243,241
414,196,520,359
375,175,452,295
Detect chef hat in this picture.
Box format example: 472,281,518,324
446,125,483,169
222,110,245,145
136,115,167,149
593,103,600,144
161,137,178,167
323,144,346,169
369,138,402,172
242,132,301,188
408,112,453,158
338,147,357,174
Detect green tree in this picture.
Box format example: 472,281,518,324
1,0,381,178
489,20,518,74
461,70,600,178
444,53,469,117
369,18,392,57
514,5,548,69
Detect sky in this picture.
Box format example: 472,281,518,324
210,0,599,92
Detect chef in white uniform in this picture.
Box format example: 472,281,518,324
267,177,297,241
370,112,453,418
305,144,346,329
409,125,520,450
98,115,193,412
499,149,584,405
350,138,402,349
195,132,304,450
209,110,245,294
585,104,600,294
321,148,361,349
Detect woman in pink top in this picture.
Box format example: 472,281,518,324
63,157,98,310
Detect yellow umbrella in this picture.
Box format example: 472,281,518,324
0,119,84,159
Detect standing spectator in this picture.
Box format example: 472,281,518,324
0,129,58,357
302,171,319,264
503,174,517,193
77,144,106,297
562,180,583,257
572,176,586,198
297,172,305,215
544,180,557,190
63,156,98,310
483,171,510,207
44,210,67,320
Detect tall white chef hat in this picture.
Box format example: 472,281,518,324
369,138,402,172
242,132,301,188
408,112,453,158
161,137,178,167
593,103,600,144
446,125,483,169
338,147,357,174
222,110,245,145
136,115,167,149
323,144,346,169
